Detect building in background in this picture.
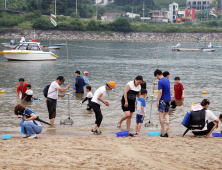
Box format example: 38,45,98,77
125,12,140,19
176,8,195,23
149,10,169,22
102,12,125,21
218,0,222,8
168,2,178,23
186,0,213,10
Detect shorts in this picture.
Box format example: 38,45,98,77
136,114,144,124
121,96,136,112
46,98,57,119
158,100,171,113
192,122,215,136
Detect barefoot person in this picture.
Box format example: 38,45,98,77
47,76,70,125
191,99,219,138
90,81,116,134
117,76,143,129
154,69,171,136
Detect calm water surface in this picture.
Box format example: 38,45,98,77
0,40,222,138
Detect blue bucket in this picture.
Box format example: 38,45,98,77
212,133,222,137
116,131,129,137
147,131,160,136
2,135,11,140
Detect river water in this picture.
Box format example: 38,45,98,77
0,39,222,138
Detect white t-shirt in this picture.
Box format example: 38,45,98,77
86,91,93,98
47,81,59,100
25,89,33,95
126,81,141,100
91,86,106,105
192,110,217,131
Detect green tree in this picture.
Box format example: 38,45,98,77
110,17,132,32
87,19,99,31
32,17,51,30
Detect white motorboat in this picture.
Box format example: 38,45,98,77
0,42,58,61
172,43,215,52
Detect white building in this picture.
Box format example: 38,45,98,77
95,0,109,5
168,2,178,23
126,12,140,19
186,0,213,10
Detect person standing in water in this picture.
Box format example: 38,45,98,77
17,78,29,100
83,71,90,86
90,81,116,134
47,76,70,125
154,69,171,137
117,76,143,129
75,70,85,93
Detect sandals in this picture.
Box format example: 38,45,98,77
117,122,121,128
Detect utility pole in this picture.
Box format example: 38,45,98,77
76,0,77,16
143,1,145,22
132,1,134,23
55,0,56,15
5,0,6,9
96,2,98,20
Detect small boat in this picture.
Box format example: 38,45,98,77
172,43,215,52
208,42,221,48
41,44,65,50
0,42,58,61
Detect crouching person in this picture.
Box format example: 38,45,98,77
14,104,42,139
191,99,219,138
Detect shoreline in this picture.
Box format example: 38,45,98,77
1,29,222,42
1,136,222,169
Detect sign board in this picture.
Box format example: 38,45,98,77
182,17,191,19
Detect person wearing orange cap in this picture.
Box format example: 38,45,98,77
90,81,116,134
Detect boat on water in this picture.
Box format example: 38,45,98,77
172,43,215,52
208,42,221,48
41,44,65,50
0,42,58,61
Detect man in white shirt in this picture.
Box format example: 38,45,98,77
47,76,70,125
192,99,219,138
90,81,116,134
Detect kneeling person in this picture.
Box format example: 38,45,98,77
191,99,219,138
90,81,116,134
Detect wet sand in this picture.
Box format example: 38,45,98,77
0,136,221,170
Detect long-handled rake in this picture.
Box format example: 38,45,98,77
145,43,160,127
60,41,74,125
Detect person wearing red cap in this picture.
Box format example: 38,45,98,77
90,81,116,134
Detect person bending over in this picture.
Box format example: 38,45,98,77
14,104,42,139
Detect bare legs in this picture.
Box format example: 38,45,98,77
93,124,100,132
159,112,170,133
135,123,142,134
118,111,134,129
50,118,55,126
206,122,217,138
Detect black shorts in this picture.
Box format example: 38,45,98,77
121,96,136,112
46,98,57,119
192,122,215,136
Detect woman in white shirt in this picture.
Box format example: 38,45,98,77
117,76,143,129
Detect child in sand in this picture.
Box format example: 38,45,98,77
80,86,93,110
133,89,147,136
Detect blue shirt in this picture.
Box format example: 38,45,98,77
75,76,85,93
136,97,146,115
158,77,171,101
83,76,89,85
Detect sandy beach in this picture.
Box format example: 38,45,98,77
0,136,221,170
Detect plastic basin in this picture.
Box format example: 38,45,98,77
212,133,222,137
116,131,129,137
147,131,160,136
2,135,11,140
